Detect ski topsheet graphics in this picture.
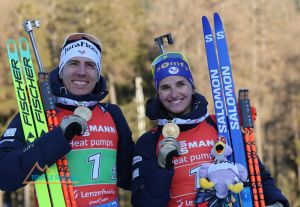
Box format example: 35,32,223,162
201,13,253,206
7,38,66,207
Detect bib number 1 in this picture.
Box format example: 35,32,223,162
88,153,101,180
67,149,117,186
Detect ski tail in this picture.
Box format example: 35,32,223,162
239,89,265,207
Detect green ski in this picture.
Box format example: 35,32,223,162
7,39,52,207
7,38,66,207
18,37,66,207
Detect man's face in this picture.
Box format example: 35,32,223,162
59,57,99,95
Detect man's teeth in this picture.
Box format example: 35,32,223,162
73,81,87,85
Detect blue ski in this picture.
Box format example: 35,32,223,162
213,12,253,206
201,13,254,206
201,16,232,154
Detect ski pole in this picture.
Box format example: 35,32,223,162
248,102,265,207
50,109,77,207
239,90,260,207
23,20,76,207
239,89,265,207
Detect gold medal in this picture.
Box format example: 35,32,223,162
162,123,180,139
74,106,92,121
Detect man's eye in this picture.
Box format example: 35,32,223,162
88,64,96,68
87,63,96,68
69,62,78,66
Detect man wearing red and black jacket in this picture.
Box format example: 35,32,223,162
0,33,134,207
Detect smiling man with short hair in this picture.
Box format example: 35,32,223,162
0,33,134,207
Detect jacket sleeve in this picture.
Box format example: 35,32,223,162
259,158,290,207
106,104,135,190
0,113,72,191
131,132,173,207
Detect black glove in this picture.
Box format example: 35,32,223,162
60,115,88,141
157,137,180,169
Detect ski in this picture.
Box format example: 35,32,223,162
6,39,52,207
201,15,241,206
201,13,253,206
201,16,232,156
8,37,65,207
18,37,67,207
213,13,253,206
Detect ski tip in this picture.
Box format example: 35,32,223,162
201,16,209,26
214,12,220,18
213,12,224,30
214,12,222,26
19,37,27,42
19,37,29,51
6,39,17,53
202,16,213,34
213,12,221,20
6,39,15,45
